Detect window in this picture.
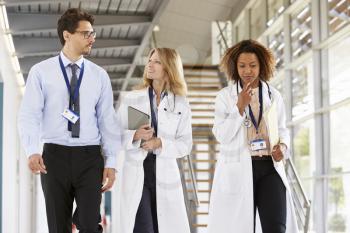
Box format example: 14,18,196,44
251,0,266,38
268,28,285,70
328,36,350,104
328,103,350,233
236,19,246,41
330,104,350,172
292,119,315,230
328,0,350,35
267,0,285,27
271,74,286,101
292,119,315,195
327,174,349,233
292,60,313,118
290,4,312,59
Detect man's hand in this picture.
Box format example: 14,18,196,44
141,137,162,151
102,168,116,192
28,154,47,174
271,143,287,162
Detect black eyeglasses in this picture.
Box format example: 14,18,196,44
74,30,96,39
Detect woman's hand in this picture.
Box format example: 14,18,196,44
271,143,287,162
236,81,254,116
141,137,162,151
133,124,154,142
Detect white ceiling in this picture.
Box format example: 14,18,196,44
4,0,248,100
152,0,244,65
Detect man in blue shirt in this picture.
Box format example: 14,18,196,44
18,8,121,233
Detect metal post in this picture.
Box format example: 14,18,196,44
311,0,329,232
215,21,229,50
0,80,3,233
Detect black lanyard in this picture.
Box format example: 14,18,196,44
248,81,263,134
148,86,158,136
58,55,85,109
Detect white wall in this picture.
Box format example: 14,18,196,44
0,6,34,233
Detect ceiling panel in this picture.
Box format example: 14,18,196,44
5,0,248,99
153,0,242,65
5,0,169,99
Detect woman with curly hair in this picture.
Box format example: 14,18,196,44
207,40,298,233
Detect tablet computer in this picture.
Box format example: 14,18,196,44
128,106,150,130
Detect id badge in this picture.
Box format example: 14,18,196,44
250,139,267,151
62,108,79,124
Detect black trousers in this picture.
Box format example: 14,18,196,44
252,157,286,233
133,153,159,233
40,143,104,233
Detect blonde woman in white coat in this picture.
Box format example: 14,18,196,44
115,48,192,233
207,40,298,233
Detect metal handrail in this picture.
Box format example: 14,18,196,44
177,154,199,232
215,21,230,88
186,154,200,206
178,155,200,206
285,158,311,233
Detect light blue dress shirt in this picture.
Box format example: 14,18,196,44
18,51,121,168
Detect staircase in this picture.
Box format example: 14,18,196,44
183,65,223,233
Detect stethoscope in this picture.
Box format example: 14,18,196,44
163,92,181,115
236,80,272,128
149,87,181,115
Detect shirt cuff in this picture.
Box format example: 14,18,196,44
25,145,41,158
278,142,290,160
126,130,142,150
104,155,116,169
131,139,142,149
154,147,162,156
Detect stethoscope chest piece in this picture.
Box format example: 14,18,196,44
244,118,252,128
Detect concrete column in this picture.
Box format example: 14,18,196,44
311,0,329,232
0,6,34,233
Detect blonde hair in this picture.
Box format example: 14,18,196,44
139,48,187,96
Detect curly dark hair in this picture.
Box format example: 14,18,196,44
57,8,94,46
220,39,275,83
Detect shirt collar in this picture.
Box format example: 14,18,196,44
151,88,167,100
60,51,84,69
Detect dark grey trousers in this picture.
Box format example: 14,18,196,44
252,157,287,233
41,143,104,233
133,153,159,233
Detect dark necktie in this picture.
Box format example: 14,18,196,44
69,63,80,138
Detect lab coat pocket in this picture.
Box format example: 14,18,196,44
160,160,183,201
216,162,243,196
159,111,181,138
121,161,139,197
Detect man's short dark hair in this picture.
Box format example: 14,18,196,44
57,8,94,46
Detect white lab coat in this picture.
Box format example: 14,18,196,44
207,82,299,233
114,88,192,233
